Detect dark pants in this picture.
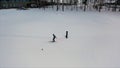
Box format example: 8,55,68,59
53,37,55,42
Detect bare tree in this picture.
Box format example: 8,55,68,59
98,0,104,12
56,0,59,11
37,0,40,8
70,0,73,11
113,0,119,12
74,0,78,11
62,0,65,11
50,0,54,9
82,0,88,11
108,0,112,11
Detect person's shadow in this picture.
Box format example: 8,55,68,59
48,41,56,43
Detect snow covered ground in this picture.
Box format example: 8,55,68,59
0,8,120,68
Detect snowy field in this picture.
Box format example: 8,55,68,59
0,8,120,68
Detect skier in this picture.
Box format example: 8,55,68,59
52,34,56,42
41,48,43,51
65,31,68,39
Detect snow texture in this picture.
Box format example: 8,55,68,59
0,8,120,68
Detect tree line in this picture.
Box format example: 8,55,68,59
31,0,120,12
0,0,120,12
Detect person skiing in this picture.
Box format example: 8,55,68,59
65,31,68,39
52,34,56,42
41,48,43,51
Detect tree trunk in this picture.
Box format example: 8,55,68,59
62,0,64,11
56,0,59,11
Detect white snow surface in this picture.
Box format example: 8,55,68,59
0,8,120,68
